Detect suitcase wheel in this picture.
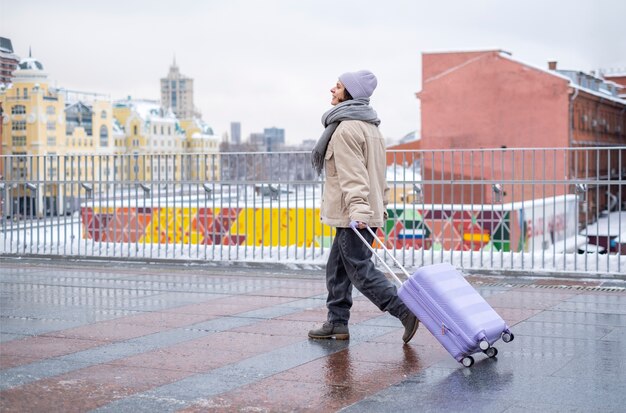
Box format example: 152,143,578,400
501,332,514,343
484,347,498,358
479,339,490,351
461,356,474,367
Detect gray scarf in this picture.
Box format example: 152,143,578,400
311,97,380,176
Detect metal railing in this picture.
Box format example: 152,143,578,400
1,147,624,277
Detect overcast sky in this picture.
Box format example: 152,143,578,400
2,0,625,144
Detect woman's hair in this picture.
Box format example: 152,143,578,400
342,88,353,102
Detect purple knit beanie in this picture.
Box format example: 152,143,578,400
339,70,378,98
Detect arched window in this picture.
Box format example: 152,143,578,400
100,125,109,147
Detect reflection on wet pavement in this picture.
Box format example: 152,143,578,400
1,260,625,412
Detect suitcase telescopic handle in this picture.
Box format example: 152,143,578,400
350,223,411,285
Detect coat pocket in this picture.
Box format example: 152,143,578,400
322,175,347,220
324,146,337,177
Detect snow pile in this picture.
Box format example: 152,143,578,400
1,220,623,278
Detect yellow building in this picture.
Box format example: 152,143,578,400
0,56,115,216
113,98,185,184
180,118,221,181
112,100,221,185
1,54,222,217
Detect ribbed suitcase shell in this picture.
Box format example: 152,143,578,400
398,263,510,362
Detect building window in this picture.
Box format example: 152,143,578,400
47,121,56,131
12,135,27,146
47,136,56,146
12,120,26,131
133,125,138,135
11,151,28,178
47,106,56,115
100,125,108,147
11,105,26,115
101,110,107,119
23,88,28,99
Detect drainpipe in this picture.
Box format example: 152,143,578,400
568,86,579,148
568,86,579,183
568,86,581,227
619,106,626,143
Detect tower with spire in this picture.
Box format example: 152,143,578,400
160,56,200,120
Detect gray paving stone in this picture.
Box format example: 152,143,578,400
2,260,625,413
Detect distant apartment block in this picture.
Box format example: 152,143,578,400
230,121,241,144
264,127,285,151
0,37,20,86
246,127,285,151
160,58,200,120
249,132,265,147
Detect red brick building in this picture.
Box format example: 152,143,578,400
399,50,626,215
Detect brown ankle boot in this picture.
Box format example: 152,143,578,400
401,313,419,343
308,322,350,340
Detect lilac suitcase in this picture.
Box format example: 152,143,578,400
398,262,514,366
353,225,514,367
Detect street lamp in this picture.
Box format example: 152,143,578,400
24,183,38,218
492,184,504,203
575,183,588,212
81,183,93,198
412,184,423,204
137,183,151,196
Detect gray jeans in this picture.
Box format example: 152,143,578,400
325,227,410,325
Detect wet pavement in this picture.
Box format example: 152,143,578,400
1,259,625,413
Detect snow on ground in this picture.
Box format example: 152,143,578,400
1,218,623,278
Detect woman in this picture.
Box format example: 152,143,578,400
309,70,419,343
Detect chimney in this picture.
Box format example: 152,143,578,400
548,61,558,71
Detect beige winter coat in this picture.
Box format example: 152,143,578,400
320,120,389,228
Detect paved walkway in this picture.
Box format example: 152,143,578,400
1,259,625,412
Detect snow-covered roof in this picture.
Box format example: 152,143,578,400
386,164,421,182
397,130,420,145
188,117,216,136
11,56,48,82
18,57,44,71
498,51,626,105
65,101,93,112
191,132,219,140
115,99,178,123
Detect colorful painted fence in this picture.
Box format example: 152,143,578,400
80,206,333,247
80,195,576,253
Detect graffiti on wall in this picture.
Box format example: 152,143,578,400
81,205,512,251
